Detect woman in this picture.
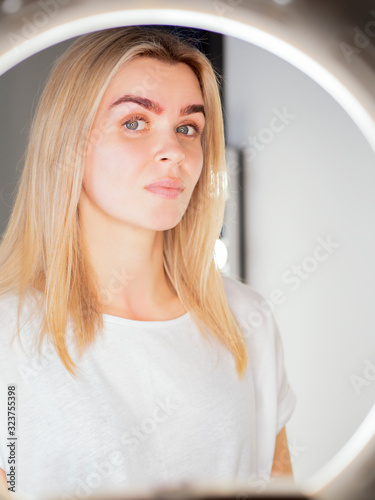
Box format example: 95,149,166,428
0,26,296,499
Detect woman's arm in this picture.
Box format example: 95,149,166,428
0,468,10,499
271,426,294,480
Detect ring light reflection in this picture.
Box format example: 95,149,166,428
0,1,374,499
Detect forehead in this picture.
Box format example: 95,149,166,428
103,57,204,104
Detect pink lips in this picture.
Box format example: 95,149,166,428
145,178,185,199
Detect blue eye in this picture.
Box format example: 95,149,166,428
126,121,139,130
177,125,189,134
123,117,147,131
177,124,201,136
122,115,149,132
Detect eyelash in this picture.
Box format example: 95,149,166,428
121,114,203,137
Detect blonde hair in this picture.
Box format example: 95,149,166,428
0,26,248,378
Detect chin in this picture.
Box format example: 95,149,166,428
154,221,182,232
150,217,184,232
148,210,186,231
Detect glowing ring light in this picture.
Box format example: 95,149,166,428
0,1,374,499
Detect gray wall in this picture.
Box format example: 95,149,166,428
0,38,75,236
225,35,375,483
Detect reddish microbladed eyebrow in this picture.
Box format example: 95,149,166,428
109,94,205,118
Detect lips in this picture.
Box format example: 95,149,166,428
144,177,185,199
145,178,185,190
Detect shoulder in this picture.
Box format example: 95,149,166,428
0,294,23,375
0,291,41,349
221,273,266,304
0,292,19,327
221,273,277,341
221,273,269,319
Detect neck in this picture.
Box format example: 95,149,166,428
77,196,182,320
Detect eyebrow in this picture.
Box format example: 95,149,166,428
109,94,205,118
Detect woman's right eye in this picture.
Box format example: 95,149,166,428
122,116,149,132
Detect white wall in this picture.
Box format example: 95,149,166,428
224,35,375,484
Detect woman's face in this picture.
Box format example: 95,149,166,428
80,56,206,232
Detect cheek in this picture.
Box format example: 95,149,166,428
85,139,145,190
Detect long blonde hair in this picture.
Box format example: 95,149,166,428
0,26,248,378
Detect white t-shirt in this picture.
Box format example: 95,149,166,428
0,274,296,500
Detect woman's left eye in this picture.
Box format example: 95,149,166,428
176,124,200,136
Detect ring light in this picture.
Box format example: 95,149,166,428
0,1,374,499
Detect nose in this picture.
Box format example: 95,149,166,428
153,133,186,166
